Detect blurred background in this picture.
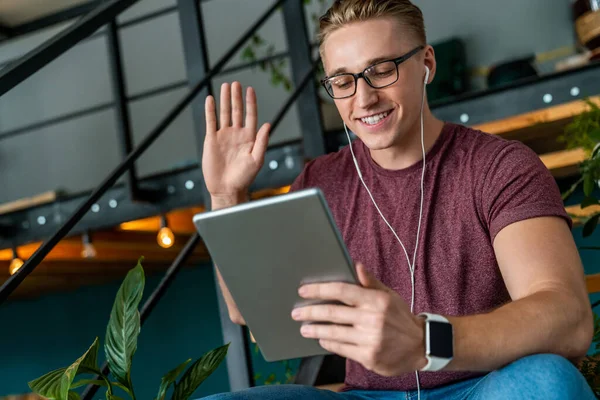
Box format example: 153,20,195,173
0,0,599,398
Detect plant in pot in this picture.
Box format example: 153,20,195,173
557,98,600,397
559,98,600,240
26,258,229,400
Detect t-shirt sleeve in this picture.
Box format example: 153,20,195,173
480,142,572,242
288,159,316,192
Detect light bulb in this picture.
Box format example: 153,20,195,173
157,227,175,249
82,243,97,258
81,232,97,258
9,257,24,275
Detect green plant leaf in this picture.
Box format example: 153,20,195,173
584,173,595,197
171,344,229,400
241,47,255,62
105,258,146,395
70,378,125,392
29,338,101,399
583,214,600,237
68,392,81,400
107,395,127,400
155,359,192,400
588,128,600,143
582,196,600,209
28,368,66,399
71,379,107,389
252,34,264,46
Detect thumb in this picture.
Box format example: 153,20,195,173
251,122,270,162
356,263,389,291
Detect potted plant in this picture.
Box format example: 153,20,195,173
26,258,229,400
559,98,600,239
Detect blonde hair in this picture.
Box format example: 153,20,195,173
319,0,426,54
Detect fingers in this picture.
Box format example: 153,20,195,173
219,83,231,129
245,87,257,131
251,123,270,163
232,82,244,127
292,303,361,325
300,324,362,345
318,339,363,361
205,95,217,135
298,282,365,307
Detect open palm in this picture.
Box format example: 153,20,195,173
202,82,270,199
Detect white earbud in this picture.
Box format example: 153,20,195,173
424,66,430,85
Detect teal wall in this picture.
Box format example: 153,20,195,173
0,264,230,399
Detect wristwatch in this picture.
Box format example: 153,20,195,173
418,313,454,372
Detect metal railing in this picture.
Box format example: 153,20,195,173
0,0,316,301
0,0,326,394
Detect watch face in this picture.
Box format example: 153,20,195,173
429,321,453,358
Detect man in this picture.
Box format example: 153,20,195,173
201,0,595,398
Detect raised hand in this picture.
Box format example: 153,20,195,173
202,82,271,206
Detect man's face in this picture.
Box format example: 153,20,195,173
322,17,427,152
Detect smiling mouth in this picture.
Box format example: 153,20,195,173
359,110,392,126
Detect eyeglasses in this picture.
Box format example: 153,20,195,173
321,46,424,99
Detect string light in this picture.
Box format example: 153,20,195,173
9,247,24,275
81,231,97,259
157,215,175,249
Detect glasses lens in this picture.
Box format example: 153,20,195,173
325,74,355,98
365,61,398,88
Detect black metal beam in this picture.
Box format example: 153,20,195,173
178,0,254,391
120,5,177,29
81,232,202,400
270,56,322,137
107,19,146,202
0,102,114,142
0,0,141,97
0,22,14,38
0,142,303,251
0,6,183,70
177,0,214,184
2,1,105,40
0,0,288,304
0,80,190,142
431,60,600,126
282,0,326,159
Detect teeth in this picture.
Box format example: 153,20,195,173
361,111,389,125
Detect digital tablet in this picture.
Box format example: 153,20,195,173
192,188,359,361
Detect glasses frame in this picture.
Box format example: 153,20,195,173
320,45,425,99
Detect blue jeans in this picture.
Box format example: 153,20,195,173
201,354,596,399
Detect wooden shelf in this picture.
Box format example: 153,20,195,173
473,96,600,138
540,148,588,177
0,191,57,216
472,96,599,178
587,273,600,294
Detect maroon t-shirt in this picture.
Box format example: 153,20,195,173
289,122,571,391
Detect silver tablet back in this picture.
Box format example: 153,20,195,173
193,188,358,361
